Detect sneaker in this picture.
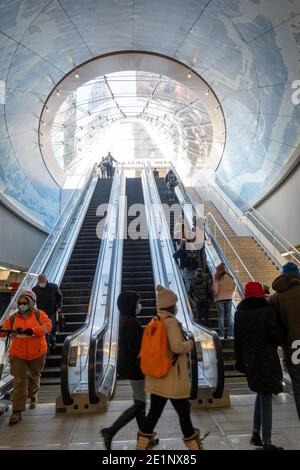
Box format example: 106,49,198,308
250,432,263,447
263,442,284,450
29,398,37,409
9,412,22,425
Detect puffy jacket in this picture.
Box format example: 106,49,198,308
269,274,300,369
234,297,284,394
145,311,193,399
117,312,144,380
1,309,52,360
189,274,213,301
33,282,62,317
213,273,235,301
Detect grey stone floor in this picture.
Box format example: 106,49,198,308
0,393,299,450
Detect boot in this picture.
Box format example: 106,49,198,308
9,412,22,425
262,442,284,451
183,428,208,450
250,431,263,447
100,401,145,450
29,398,37,409
136,431,158,450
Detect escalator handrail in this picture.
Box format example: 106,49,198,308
61,167,121,405
0,164,97,325
146,164,224,399
169,163,245,296
88,167,125,403
143,168,200,399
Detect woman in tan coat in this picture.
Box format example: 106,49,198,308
136,285,203,450
213,263,236,339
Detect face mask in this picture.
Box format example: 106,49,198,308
18,304,29,314
39,282,46,288
136,304,142,315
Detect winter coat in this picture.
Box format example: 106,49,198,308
213,273,235,302
33,282,63,317
234,297,284,394
269,275,300,369
117,312,144,380
189,274,213,302
173,247,187,270
1,309,52,360
145,311,193,399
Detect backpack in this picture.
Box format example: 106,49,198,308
139,315,176,378
185,251,199,271
9,309,41,330
191,277,210,300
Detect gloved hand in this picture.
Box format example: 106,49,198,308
23,328,34,336
15,327,24,335
58,313,66,331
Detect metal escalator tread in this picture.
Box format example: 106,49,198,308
41,178,113,384
120,178,157,329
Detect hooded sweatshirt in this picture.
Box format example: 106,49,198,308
269,274,300,369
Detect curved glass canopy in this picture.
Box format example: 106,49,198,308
51,71,214,172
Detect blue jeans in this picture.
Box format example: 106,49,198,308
216,300,233,337
253,392,272,443
288,366,300,419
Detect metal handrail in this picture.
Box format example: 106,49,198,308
88,166,125,404
205,212,255,281
246,210,300,265
145,164,224,399
0,163,97,322
142,167,199,400
61,166,122,405
186,167,300,266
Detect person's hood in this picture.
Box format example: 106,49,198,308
117,291,140,316
272,274,300,293
237,296,268,310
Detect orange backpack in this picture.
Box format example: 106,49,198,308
139,315,175,378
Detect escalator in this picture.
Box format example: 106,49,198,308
114,177,157,400
121,178,157,326
43,178,113,384
163,170,250,395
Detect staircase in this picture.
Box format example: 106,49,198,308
42,178,113,384
204,201,280,289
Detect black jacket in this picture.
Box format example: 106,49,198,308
234,297,284,394
189,274,213,301
117,312,144,380
33,282,63,317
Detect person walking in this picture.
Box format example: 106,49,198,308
213,263,235,339
106,152,117,178
0,291,51,425
234,281,284,450
136,285,204,450
33,274,63,353
189,268,214,326
269,262,300,419
100,291,158,450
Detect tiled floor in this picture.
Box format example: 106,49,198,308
0,393,299,450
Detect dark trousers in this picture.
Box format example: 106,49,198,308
288,366,300,419
195,300,210,326
141,393,194,438
46,312,57,347
107,165,113,178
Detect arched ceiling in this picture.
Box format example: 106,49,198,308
0,0,300,229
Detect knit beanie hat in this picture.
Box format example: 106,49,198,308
244,282,265,299
156,284,178,309
18,290,37,308
117,291,140,316
282,262,300,277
